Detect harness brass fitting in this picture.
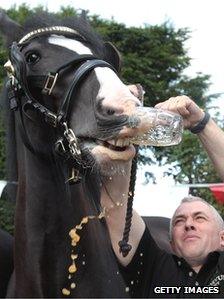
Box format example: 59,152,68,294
4,60,15,77
42,72,59,95
63,122,81,157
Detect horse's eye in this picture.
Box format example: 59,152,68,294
25,52,40,64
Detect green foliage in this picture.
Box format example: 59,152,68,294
57,6,78,18
90,20,195,107
0,193,15,235
0,126,6,179
155,131,220,183
6,4,35,24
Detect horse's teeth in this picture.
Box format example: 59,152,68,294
107,138,130,147
107,140,116,146
116,140,122,147
116,139,128,147
124,139,130,146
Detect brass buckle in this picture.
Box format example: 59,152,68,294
4,60,15,77
66,168,81,184
42,72,58,95
4,60,17,86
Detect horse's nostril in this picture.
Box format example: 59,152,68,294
107,109,115,116
99,103,124,116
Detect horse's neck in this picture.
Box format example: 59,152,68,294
12,151,129,298
13,152,78,297
16,149,82,239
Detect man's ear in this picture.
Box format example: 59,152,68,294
219,230,224,248
104,41,122,73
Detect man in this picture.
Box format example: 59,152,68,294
101,95,224,297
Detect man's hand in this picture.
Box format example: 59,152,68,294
155,95,205,129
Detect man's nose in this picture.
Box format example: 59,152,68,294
185,218,195,231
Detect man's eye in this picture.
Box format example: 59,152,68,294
196,216,206,222
25,52,41,64
174,219,184,226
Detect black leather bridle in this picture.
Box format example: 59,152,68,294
5,27,117,183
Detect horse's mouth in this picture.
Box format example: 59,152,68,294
99,138,131,152
81,137,131,152
80,137,135,160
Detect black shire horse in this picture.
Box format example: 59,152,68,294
0,11,171,298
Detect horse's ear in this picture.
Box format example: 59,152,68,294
104,41,122,73
0,10,23,46
80,10,89,24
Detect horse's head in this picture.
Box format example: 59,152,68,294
1,11,145,180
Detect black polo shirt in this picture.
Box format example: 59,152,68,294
118,227,224,298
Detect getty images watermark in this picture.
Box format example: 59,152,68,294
154,286,220,295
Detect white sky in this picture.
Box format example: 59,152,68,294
1,0,223,216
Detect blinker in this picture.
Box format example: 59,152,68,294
4,60,15,77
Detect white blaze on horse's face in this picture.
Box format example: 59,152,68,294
48,35,139,165
95,67,139,113
93,68,139,162
48,35,93,55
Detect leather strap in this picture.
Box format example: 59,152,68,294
58,59,116,123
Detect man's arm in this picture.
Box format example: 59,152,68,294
155,95,224,181
104,203,145,266
100,162,145,267
196,118,224,181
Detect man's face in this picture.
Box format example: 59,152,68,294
170,201,224,264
